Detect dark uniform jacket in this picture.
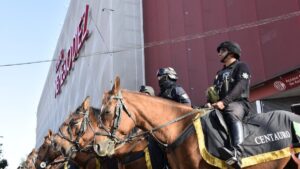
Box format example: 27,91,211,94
214,60,251,106
159,81,191,105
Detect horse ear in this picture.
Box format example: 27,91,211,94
112,76,120,94
83,96,90,110
48,129,53,137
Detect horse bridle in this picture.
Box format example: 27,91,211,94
99,91,141,145
55,107,111,154
55,108,95,150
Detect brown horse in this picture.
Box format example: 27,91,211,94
52,97,165,169
24,149,38,169
35,130,80,169
48,101,119,169
49,131,104,169
94,76,299,169
35,131,62,169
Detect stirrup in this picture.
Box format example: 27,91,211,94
218,147,242,168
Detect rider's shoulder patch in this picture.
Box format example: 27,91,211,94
241,72,250,79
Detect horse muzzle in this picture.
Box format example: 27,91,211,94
94,139,115,157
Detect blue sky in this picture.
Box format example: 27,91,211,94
0,1,69,168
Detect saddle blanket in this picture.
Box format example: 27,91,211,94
194,110,300,168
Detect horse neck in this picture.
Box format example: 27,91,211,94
123,91,195,143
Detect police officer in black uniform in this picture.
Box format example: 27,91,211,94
209,41,251,168
157,67,191,106
156,67,191,169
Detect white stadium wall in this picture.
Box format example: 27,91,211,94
36,0,144,147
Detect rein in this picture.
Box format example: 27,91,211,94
101,90,209,147
57,109,108,152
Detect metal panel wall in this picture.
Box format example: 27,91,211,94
36,0,144,147
143,0,300,105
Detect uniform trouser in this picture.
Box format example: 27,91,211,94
222,101,246,147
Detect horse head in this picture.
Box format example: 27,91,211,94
95,76,147,156
24,149,38,169
49,122,78,159
50,96,103,159
35,130,61,169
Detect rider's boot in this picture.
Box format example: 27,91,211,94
219,121,244,169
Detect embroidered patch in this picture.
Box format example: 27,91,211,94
241,73,249,79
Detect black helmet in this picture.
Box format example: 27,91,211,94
217,41,241,60
156,67,178,80
139,85,155,96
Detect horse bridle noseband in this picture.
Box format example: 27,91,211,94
99,91,140,145
56,107,111,153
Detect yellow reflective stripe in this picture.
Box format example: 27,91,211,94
241,147,293,167
96,158,101,169
64,161,68,169
144,147,153,169
193,115,300,168
193,116,228,168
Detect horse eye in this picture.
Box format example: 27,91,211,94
101,107,110,115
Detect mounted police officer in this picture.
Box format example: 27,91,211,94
157,67,191,106
207,41,251,168
155,67,191,169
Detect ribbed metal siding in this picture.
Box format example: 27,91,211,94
36,0,144,147
143,0,300,105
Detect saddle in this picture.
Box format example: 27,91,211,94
194,109,300,168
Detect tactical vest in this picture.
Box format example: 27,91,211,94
214,61,250,100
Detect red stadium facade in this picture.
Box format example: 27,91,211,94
142,0,300,113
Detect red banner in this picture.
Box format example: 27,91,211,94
250,69,300,101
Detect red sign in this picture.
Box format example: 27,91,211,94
250,69,300,101
55,5,89,98
275,71,300,90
